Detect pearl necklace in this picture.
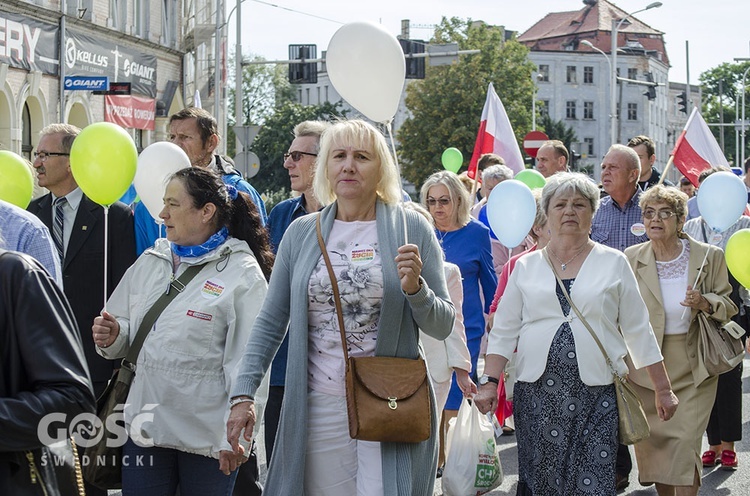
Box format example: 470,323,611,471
547,243,589,271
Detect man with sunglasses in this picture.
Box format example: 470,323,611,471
27,123,136,496
133,107,267,255
262,120,329,469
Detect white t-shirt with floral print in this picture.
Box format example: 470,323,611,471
308,219,383,395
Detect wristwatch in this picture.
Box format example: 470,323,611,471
479,374,499,386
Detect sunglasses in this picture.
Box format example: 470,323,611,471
643,209,676,220
426,197,452,207
283,151,317,162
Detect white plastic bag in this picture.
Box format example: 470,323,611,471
443,398,503,496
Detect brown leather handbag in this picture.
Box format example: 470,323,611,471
316,215,431,443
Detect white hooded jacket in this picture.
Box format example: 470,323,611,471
97,237,267,458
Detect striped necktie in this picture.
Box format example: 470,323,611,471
53,196,67,261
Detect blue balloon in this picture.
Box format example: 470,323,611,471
486,179,536,248
697,171,746,232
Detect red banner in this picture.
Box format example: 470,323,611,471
104,95,155,131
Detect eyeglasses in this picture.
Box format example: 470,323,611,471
283,151,317,162
643,209,676,220
426,198,452,207
34,151,70,162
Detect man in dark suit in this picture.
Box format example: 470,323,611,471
28,123,136,496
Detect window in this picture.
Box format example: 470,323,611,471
628,68,637,81
162,0,177,46
584,66,594,84
566,66,577,84
584,137,594,156
538,65,549,82
540,100,550,116
134,0,148,37
583,101,594,120
566,101,577,119
109,0,126,31
627,103,638,121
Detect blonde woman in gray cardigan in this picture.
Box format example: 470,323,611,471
227,119,455,496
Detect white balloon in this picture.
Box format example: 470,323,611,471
696,171,746,232
326,22,406,123
134,142,191,220
486,180,536,248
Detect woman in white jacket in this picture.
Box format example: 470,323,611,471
92,168,274,495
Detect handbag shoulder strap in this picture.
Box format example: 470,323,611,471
118,262,207,381
315,214,350,362
542,248,618,376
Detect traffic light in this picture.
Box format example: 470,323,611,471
643,72,656,101
288,45,317,84
677,91,688,114
399,39,426,79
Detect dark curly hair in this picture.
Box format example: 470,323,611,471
170,168,274,280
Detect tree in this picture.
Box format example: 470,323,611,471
398,18,537,187
538,114,578,158
699,61,750,165
226,52,295,157
248,100,348,203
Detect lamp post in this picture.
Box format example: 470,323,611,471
610,2,662,147
581,40,611,182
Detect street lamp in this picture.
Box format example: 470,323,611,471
581,40,612,181
610,2,662,147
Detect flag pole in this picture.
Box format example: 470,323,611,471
657,156,674,185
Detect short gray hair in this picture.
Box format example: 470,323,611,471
293,121,330,153
420,171,472,227
606,144,640,171
40,123,81,153
482,164,514,183
541,171,600,215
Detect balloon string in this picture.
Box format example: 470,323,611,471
103,205,109,313
385,120,408,245
680,244,710,320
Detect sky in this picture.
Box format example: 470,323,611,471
226,0,750,85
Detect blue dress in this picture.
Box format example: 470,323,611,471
437,219,497,409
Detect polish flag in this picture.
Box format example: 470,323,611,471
468,83,525,178
671,107,729,186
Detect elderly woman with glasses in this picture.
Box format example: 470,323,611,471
624,185,737,496
475,173,677,495
420,170,497,470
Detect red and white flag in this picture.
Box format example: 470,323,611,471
468,83,525,178
671,107,729,186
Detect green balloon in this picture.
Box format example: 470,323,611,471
70,123,138,206
726,229,750,288
441,147,463,173
0,150,34,208
515,169,546,190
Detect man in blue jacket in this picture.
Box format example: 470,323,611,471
134,107,267,255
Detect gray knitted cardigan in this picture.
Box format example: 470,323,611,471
232,199,455,495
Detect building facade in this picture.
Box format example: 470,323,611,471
1,0,187,162
518,0,670,179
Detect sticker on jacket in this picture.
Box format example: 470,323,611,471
201,278,225,299
187,309,213,321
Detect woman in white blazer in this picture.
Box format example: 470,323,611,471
475,172,678,496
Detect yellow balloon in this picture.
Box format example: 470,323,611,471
726,229,750,288
70,123,137,206
0,151,34,208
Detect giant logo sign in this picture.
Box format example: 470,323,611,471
66,30,157,98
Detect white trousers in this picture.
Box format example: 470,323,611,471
305,389,383,496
